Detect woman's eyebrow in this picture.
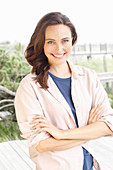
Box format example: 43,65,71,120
45,37,70,41
62,37,70,39
45,38,55,41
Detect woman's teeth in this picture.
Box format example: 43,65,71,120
52,53,65,58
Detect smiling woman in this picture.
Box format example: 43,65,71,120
14,12,113,170
24,12,77,89
44,24,72,73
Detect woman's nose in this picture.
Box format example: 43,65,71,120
55,43,63,53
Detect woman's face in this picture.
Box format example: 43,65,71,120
44,24,72,66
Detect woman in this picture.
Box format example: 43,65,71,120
15,12,113,170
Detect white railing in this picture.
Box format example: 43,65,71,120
98,72,113,82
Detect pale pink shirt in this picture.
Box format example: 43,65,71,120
14,61,113,170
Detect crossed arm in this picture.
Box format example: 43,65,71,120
30,105,113,152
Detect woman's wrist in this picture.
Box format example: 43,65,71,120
59,129,74,140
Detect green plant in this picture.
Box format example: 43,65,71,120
0,43,31,115
0,45,31,91
0,43,31,142
0,120,23,142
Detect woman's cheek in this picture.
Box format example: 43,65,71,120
65,44,72,53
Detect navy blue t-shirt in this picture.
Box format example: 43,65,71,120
49,72,93,170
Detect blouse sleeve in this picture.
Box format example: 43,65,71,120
14,77,50,148
92,71,113,133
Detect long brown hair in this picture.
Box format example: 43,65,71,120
25,12,77,89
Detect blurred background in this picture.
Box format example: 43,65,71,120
0,0,113,142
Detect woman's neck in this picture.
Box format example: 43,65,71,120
49,61,71,78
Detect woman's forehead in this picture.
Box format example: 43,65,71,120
45,24,72,39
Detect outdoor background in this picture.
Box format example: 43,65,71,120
0,0,113,142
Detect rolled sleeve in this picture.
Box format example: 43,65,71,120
99,107,113,132
92,71,113,132
19,122,50,147
14,77,50,148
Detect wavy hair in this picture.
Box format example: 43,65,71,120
25,12,77,89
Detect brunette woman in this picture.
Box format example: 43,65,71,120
15,12,113,170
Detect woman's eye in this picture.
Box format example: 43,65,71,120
48,41,54,44
63,39,69,43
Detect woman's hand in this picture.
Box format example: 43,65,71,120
30,104,104,140
88,104,104,125
30,115,63,140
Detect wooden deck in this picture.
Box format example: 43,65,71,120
0,140,36,170
0,137,113,170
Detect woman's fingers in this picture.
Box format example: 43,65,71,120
29,115,50,131
89,104,101,116
31,123,47,130
29,115,63,139
88,104,104,124
30,115,47,124
90,105,103,120
94,107,104,121
33,115,45,119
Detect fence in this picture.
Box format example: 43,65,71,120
98,72,113,82
70,43,113,95
71,43,113,56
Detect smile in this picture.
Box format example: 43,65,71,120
51,53,65,59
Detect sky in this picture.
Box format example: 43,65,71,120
0,0,113,44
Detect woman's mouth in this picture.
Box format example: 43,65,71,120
51,53,65,59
